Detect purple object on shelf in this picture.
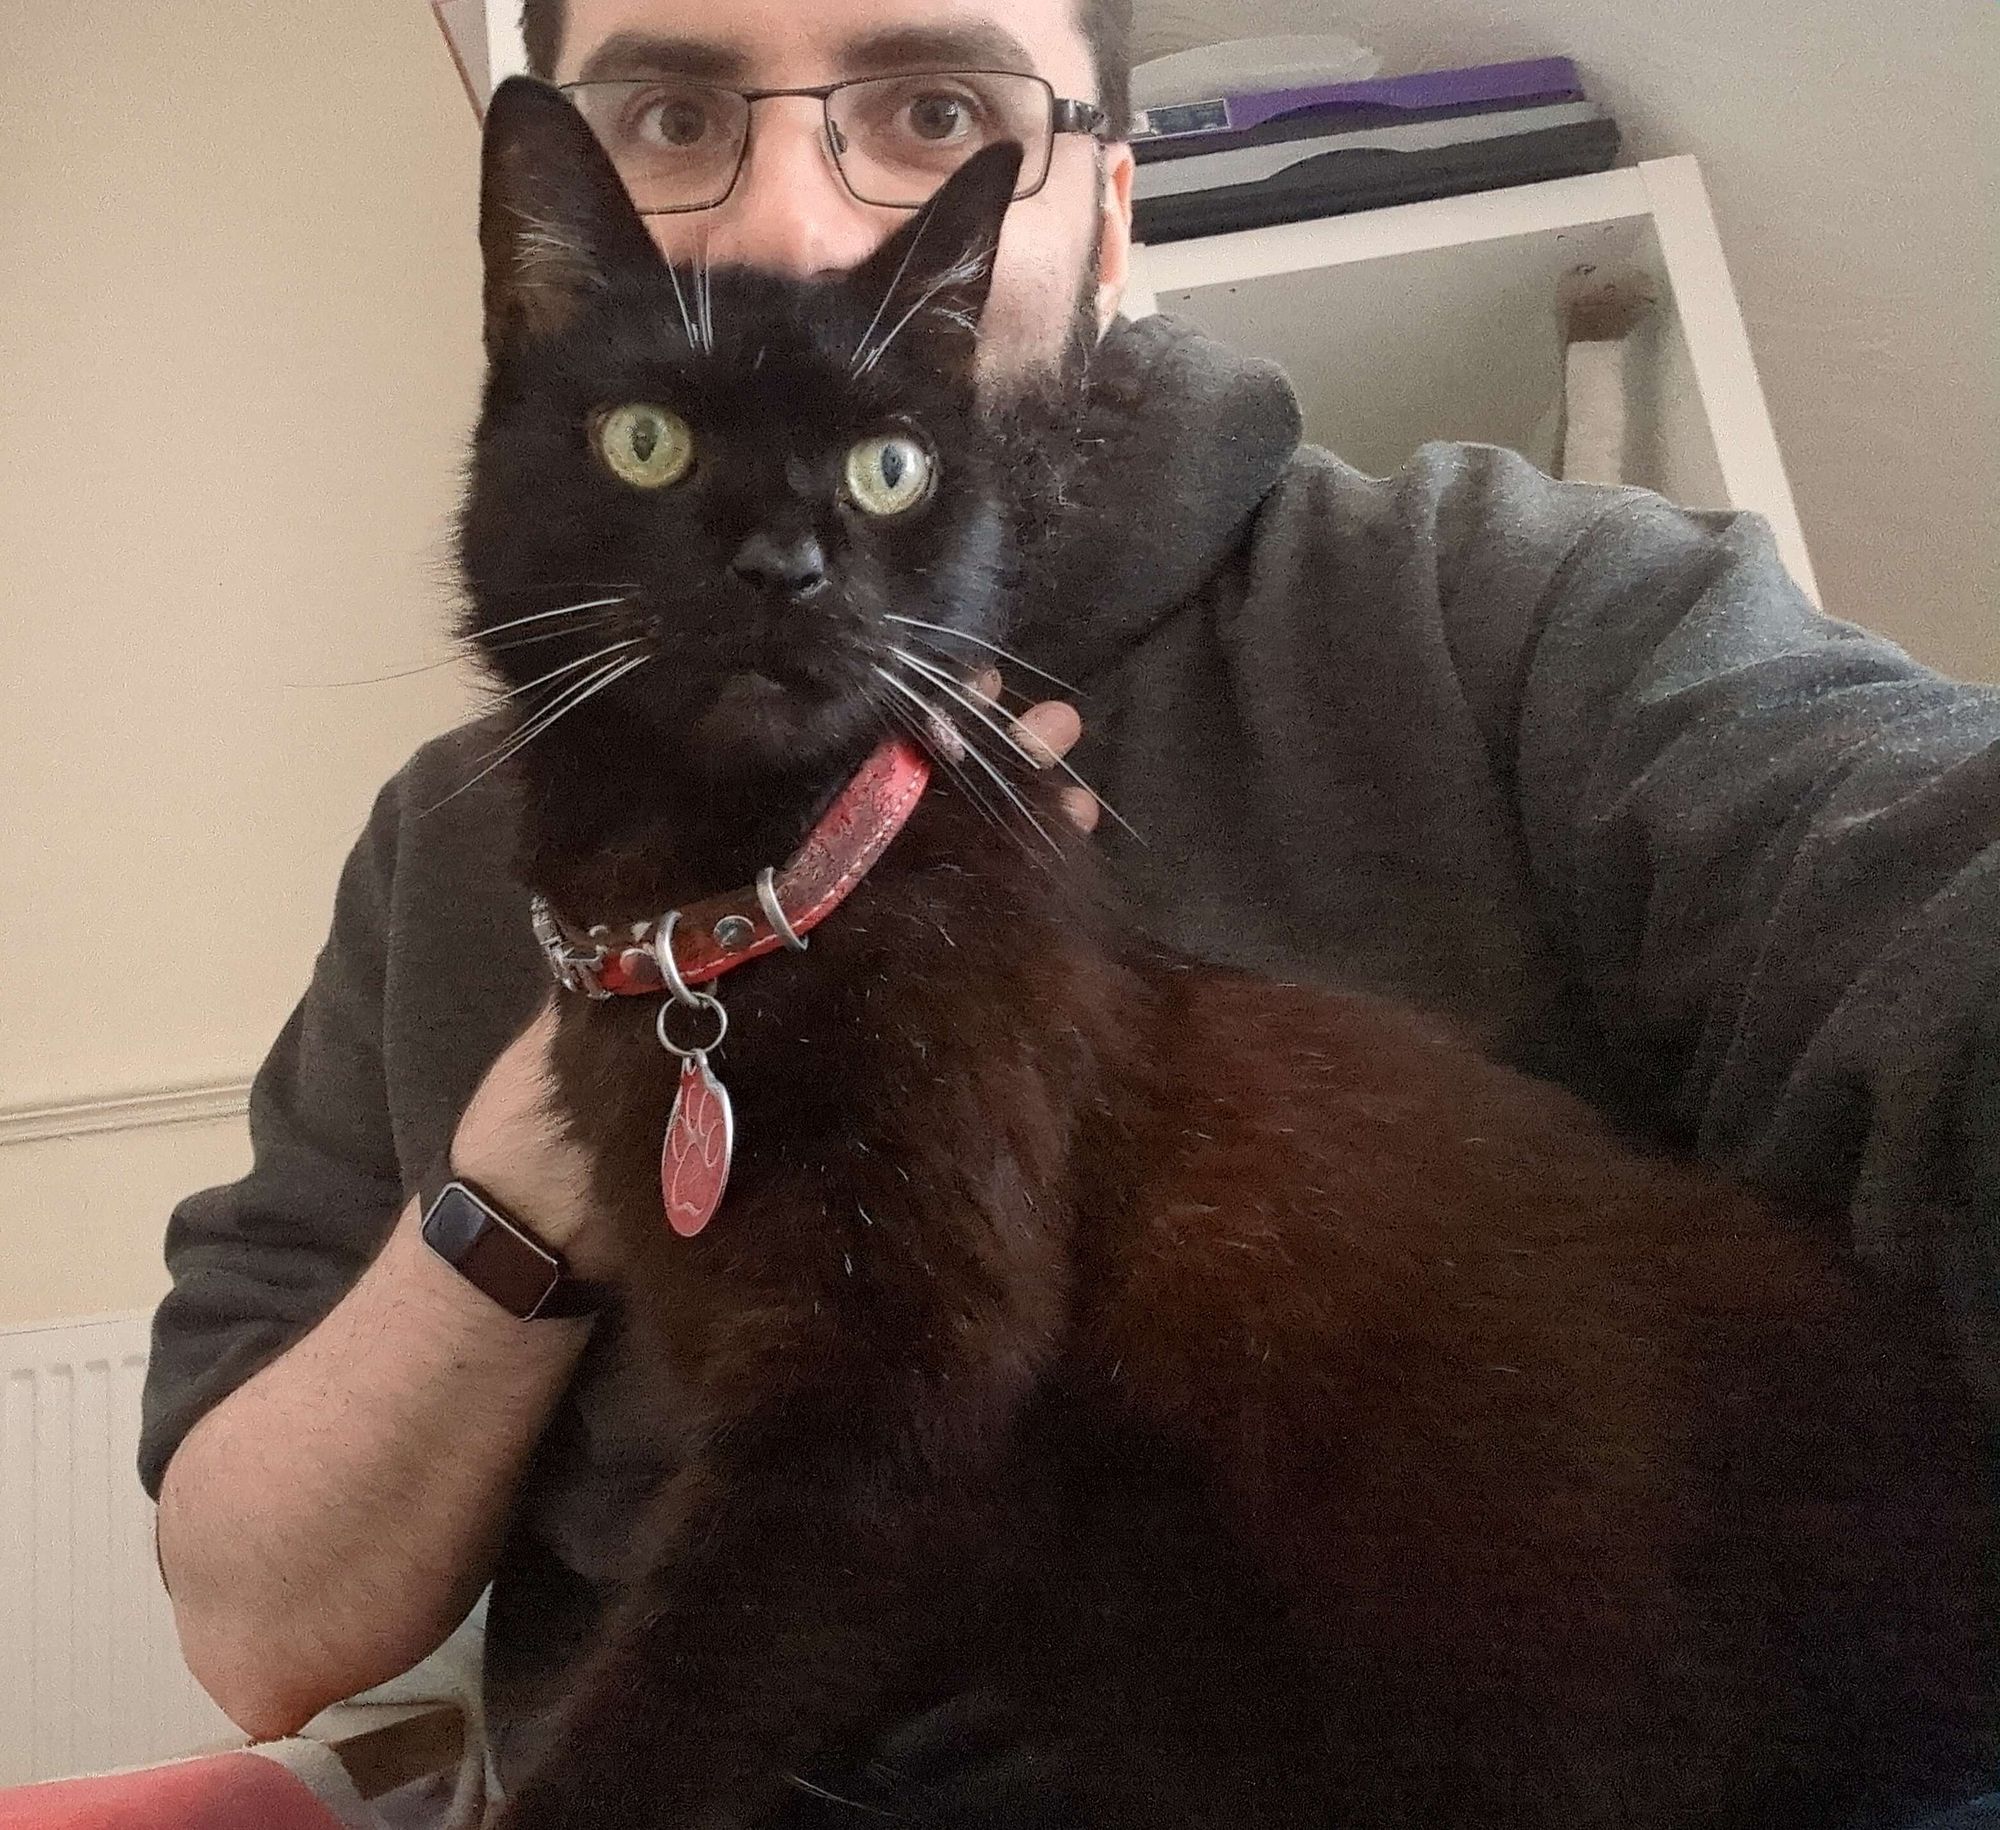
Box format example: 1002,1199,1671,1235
1134,55,1585,143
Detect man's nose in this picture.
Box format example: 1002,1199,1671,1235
692,98,889,279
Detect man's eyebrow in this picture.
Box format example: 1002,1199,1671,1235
568,21,1049,89
571,31,748,84
837,23,1041,80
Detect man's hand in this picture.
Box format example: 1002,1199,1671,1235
978,670,1099,834
451,999,620,1274
159,994,601,1738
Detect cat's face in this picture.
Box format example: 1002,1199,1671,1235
459,77,1044,787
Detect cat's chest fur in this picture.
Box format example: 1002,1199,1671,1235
538,780,1124,1430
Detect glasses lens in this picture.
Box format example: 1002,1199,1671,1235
828,72,1051,207
563,81,748,212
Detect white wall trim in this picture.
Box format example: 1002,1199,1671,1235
0,1307,152,1344
485,0,527,90
1637,157,1821,605
0,1082,251,1149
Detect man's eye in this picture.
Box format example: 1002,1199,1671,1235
632,90,719,148
901,92,975,143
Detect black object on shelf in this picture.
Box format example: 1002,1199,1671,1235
1130,57,1622,245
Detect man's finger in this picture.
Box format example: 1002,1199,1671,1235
1059,785,1101,834
952,676,1099,834
1015,698,1083,766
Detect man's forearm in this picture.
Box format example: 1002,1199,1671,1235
156,1193,592,1740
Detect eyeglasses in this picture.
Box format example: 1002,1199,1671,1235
557,69,1110,214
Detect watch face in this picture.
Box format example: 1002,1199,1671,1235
424,1179,494,1260
423,1180,563,1318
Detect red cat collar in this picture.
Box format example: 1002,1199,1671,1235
530,736,932,1001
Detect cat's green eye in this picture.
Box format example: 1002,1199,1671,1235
596,403,694,489
844,433,934,517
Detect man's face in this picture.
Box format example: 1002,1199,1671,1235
551,0,1135,394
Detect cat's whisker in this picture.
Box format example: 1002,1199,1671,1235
881,614,1081,698
426,670,617,812
470,593,633,642
890,646,1042,766
285,653,464,689
421,652,648,817
853,241,995,379
695,236,717,354
490,638,642,706
875,666,1063,858
289,601,636,689
450,650,648,802
851,209,934,376
891,647,1145,846
884,660,1056,836
662,258,698,351
498,650,647,755
779,1771,895,1818
867,679,1013,846
476,614,626,657
474,580,644,597
877,695,1016,850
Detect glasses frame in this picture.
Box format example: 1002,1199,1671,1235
556,68,1111,215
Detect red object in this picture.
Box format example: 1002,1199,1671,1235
0,1752,356,1830
537,735,931,1240
539,736,932,996
662,1053,735,1238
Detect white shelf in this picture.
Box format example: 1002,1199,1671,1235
1129,155,1819,606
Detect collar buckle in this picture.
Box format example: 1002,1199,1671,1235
531,895,611,999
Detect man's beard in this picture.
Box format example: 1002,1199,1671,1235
992,200,1107,412
1062,203,1111,391
978,203,1109,560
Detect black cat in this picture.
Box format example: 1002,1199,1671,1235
459,77,1994,1829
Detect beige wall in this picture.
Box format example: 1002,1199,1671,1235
1137,0,1997,681
1,0,485,1322
0,1121,251,1329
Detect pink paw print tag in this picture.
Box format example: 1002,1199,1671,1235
661,1051,734,1238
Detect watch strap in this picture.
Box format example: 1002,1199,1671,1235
417,1166,608,1320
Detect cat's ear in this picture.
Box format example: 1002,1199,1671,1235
478,75,662,358
846,141,1023,378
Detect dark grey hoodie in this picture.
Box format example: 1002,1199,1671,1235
140,313,2000,1780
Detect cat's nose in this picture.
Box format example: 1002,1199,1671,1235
729,530,828,600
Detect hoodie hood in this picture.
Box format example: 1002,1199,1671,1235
1015,312,1304,685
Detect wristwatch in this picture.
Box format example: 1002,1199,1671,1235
418,1170,608,1320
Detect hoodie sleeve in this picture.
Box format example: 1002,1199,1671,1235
137,770,410,1500
1491,467,2000,1391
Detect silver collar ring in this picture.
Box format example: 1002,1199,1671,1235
756,867,809,951
656,989,728,1059
652,909,703,1006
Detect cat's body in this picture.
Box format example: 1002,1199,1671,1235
464,80,1995,1828
513,767,1992,1830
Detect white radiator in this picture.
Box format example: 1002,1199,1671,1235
0,1311,235,1787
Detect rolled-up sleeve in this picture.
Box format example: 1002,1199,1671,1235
139,772,408,1499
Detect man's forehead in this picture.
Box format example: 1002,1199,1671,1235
557,0,1094,94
